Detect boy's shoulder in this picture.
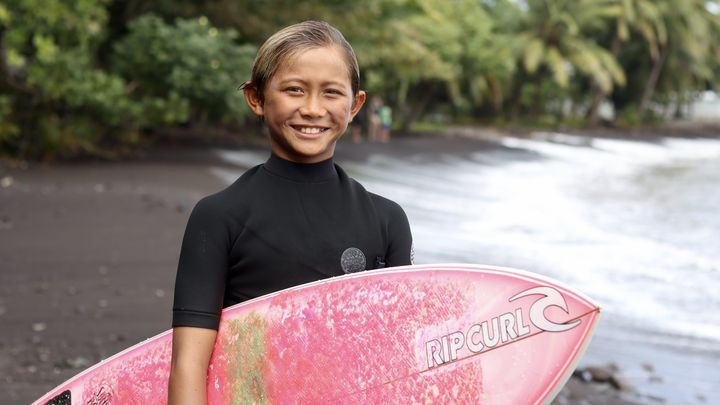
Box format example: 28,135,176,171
194,164,263,211
335,165,405,215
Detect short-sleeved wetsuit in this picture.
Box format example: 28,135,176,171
172,154,413,330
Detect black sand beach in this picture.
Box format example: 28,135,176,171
1,136,648,404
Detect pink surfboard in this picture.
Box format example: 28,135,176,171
34,264,600,404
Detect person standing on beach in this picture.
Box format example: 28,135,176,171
368,95,383,142
167,21,413,404
379,103,392,143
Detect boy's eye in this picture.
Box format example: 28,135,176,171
325,88,344,96
285,87,303,94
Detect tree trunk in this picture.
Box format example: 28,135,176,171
640,46,670,115
488,77,503,114
509,65,527,119
399,81,437,133
587,33,622,124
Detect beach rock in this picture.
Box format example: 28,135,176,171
32,322,47,332
572,365,632,391
1,176,14,188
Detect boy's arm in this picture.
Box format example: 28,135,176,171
168,326,218,405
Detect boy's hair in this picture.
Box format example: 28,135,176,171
246,21,360,101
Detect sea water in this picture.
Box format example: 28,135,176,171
212,133,720,404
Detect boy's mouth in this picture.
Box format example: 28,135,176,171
291,125,329,135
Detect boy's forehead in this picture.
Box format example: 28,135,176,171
282,46,343,67
272,46,351,80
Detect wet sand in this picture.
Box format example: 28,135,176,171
1,136,642,404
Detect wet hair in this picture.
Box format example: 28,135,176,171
243,21,360,101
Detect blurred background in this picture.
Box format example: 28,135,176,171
0,0,719,158
1,1,719,404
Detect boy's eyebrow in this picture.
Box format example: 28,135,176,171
277,77,348,88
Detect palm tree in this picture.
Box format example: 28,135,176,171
639,0,720,116
511,0,626,118
586,0,666,123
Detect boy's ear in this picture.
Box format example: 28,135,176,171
350,90,367,118
243,82,265,116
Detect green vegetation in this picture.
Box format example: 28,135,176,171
1,0,719,159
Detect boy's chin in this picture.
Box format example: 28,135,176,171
272,144,336,163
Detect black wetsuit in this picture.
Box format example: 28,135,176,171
172,154,413,330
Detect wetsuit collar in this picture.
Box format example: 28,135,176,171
263,153,338,182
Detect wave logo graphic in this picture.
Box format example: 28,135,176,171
425,286,581,369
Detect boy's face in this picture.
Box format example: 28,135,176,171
244,46,366,163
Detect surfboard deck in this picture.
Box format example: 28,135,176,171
35,264,600,404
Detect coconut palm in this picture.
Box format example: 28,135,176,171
586,0,666,123
640,0,720,115
511,0,626,117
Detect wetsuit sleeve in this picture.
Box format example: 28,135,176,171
385,202,413,267
172,197,229,330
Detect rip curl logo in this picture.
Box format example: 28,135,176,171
340,247,366,273
508,286,581,332
424,286,581,369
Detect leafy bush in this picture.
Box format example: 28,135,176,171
0,0,190,159
0,4,254,159
112,15,256,124
616,106,643,128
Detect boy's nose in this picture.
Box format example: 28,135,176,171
299,95,325,117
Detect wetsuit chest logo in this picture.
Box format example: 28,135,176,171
340,247,366,273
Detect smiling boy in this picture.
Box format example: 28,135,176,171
168,21,413,404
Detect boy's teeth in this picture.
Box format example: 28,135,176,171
299,127,323,134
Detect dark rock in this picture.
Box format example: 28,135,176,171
572,365,633,392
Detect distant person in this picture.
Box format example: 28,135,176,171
350,103,366,143
368,95,383,142
379,104,392,143
167,21,413,405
